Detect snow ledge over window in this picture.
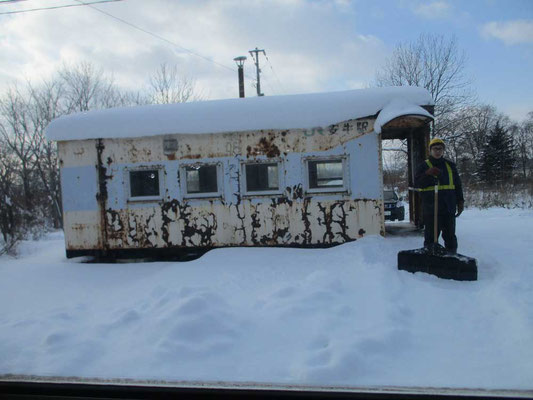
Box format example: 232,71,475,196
45,86,434,141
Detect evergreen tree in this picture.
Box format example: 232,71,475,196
477,121,516,184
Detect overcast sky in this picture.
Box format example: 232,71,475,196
1,0,532,121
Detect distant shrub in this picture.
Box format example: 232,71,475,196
465,182,533,209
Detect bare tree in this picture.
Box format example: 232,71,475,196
375,33,475,138
0,60,207,253
382,144,408,191
0,136,22,254
0,61,138,250
452,105,499,167
59,61,132,112
148,63,203,104
0,87,38,210
27,81,65,228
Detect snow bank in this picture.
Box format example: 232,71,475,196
1,208,531,391
45,87,433,141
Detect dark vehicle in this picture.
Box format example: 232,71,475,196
384,190,405,221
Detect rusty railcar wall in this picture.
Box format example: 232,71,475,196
59,117,384,256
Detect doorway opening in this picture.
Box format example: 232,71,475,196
380,110,434,235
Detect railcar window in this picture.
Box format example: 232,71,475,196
245,163,279,192
129,170,160,197
185,164,218,194
308,160,344,189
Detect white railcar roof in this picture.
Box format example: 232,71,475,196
45,86,433,141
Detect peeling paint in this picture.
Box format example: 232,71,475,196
96,139,108,251
60,116,390,257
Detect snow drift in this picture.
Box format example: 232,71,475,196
0,208,532,391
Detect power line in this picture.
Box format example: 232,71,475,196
73,0,238,74
0,0,122,15
260,75,277,96
0,0,32,5
264,51,286,94
3,0,259,90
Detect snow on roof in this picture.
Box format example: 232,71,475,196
45,86,434,141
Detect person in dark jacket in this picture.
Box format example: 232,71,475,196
415,138,464,253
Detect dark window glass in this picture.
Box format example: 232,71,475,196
384,190,398,201
130,170,160,197
186,165,218,194
245,163,279,192
308,160,343,189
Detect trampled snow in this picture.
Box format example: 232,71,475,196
45,87,433,141
1,207,532,391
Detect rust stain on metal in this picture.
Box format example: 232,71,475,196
250,209,261,245
234,204,247,245
301,199,312,244
271,226,290,244
261,137,281,158
88,197,382,252
292,184,304,200
247,136,281,158
161,199,178,246
317,202,334,244
142,213,158,248
127,215,139,247
106,208,124,246
332,202,350,242
315,201,350,244
161,200,218,247
96,139,109,251
63,120,386,256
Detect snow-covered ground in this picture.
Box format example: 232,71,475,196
0,207,532,391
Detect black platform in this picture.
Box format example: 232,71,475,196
398,245,477,281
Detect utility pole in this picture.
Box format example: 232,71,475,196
233,56,247,98
249,47,265,96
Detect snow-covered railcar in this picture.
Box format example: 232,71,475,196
46,87,433,259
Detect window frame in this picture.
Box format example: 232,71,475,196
304,156,350,194
179,161,224,199
126,165,164,202
241,159,283,197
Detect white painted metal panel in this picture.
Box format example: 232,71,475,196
58,116,385,255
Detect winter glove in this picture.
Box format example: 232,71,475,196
456,201,464,217
425,167,441,176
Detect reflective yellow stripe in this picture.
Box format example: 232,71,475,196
420,160,455,191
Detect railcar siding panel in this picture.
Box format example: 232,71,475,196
102,199,380,249
59,118,384,255
63,211,102,250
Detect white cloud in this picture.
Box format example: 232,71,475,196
413,1,452,19
0,0,388,100
481,20,533,45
